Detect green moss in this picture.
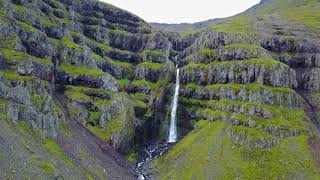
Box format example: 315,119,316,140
44,138,74,168
199,48,218,60
131,80,156,91
92,53,103,61
48,37,60,45
184,54,194,62
184,83,294,95
134,99,148,109
60,64,105,77
229,123,275,141
211,16,256,35
88,25,101,30
0,48,52,65
62,36,83,49
185,83,199,90
15,120,45,139
0,48,28,60
0,113,9,121
38,161,57,177
15,20,40,32
109,29,131,36
87,119,125,141
143,50,166,61
181,97,297,119
39,16,54,28
132,92,149,101
143,50,166,57
153,120,320,179
186,56,282,69
0,70,33,81
0,98,8,105
126,149,138,163
223,43,265,56
222,83,292,93
93,99,111,107
85,37,112,53
12,3,26,13
199,108,232,118
117,79,130,90
0,35,17,49
65,90,91,102
0,10,10,25
87,111,101,124
137,61,162,71
108,58,133,71
65,85,113,96
31,96,47,107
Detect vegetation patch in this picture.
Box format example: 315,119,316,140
65,85,113,96
0,70,34,81
131,80,157,90
87,119,125,141
258,0,320,34
117,79,130,90
143,50,166,62
12,3,26,13
62,36,83,49
137,61,163,71
65,90,91,102
44,138,75,168
186,56,282,69
211,16,256,34
38,160,57,177
0,48,52,65
0,35,17,49
16,20,40,32
184,83,294,94
60,64,105,77
153,120,320,179
108,58,133,71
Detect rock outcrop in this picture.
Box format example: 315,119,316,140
1,0,320,179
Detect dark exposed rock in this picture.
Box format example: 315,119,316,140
56,69,118,92
180,85,304,109
260,36,320,53
19,31,55,59
46,26,64,39
180,61,298,88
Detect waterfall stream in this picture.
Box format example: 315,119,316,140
136,65,180,179
168,67,180,143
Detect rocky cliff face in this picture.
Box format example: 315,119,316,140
0,0,173,178
150,0,320,179
0,0,320,179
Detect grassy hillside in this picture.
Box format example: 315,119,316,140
257,0,320,34
151,0,320,179
153,120,320,179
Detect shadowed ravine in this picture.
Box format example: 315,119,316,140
136,65,180,179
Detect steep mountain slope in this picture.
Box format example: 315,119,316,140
149,0,320,179
0,0,173,178
0,0,320,179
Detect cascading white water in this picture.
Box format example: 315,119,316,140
168,66,180,143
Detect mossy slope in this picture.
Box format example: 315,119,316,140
153,120,320,179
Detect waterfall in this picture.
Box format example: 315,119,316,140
168,66,180,143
